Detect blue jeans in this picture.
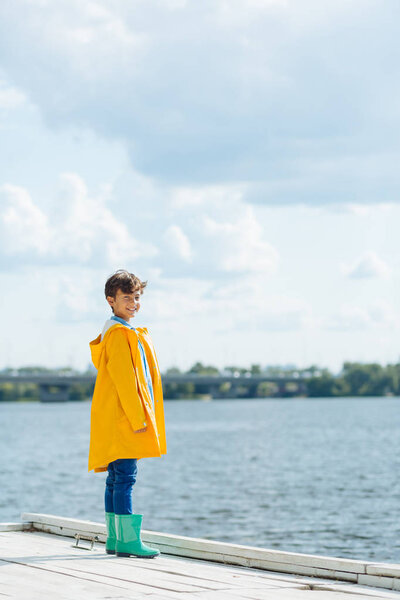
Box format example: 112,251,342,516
104,459,138,514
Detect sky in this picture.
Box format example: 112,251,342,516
0,0,399,374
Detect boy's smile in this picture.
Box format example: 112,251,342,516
107,288,141,322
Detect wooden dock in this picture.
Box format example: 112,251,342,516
1,513,400,599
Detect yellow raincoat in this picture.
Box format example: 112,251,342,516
88,323,167,473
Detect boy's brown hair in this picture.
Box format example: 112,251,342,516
104,269,148,313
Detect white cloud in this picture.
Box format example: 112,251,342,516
159,0,188,9
0,173,158,268
142,272,313,335
324,301,399,331
211,280,313,332
331,203,397,216
114,178,280,280
0,171,279,284
343,251,391,279
163,224,192,262
0,1,399,206
199,207,279,274
0,184,51,255
1,3,400,372
325,306,371,331
48,269,97,321
0,80,27,110
170,183,244,209
368,300,398,326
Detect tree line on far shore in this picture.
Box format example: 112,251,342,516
0,360,399,401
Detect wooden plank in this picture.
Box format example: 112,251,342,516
114,555,310,589
66,559,308,593
168,591,278,600
248,556,358,582
21,513,368,574
25,522,365,582
52,559,228,593
0,527,362,586
367,565,400,579
0,532,344,599
0,558,147,600
313,583,400,599
222,587,312,600
24,521,107,543
266,593,392,600
12,517,400,596
155,552,345,587
0,553,221,595
147,590,396,600
145,533,367,573
1,530,399,600
139,532,368,573
21,513,105,535
358,575,395,590
227,591,316,600
1,530,313,590
1,555,195,597
144,542,358,582
0,522,31,532
0,532,230,594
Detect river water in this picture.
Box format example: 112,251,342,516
1,397,399,562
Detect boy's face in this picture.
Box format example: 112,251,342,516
107,287,141,322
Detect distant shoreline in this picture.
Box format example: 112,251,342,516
1,394,399,403
1,361,399,400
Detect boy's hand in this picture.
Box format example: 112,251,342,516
134,426,147,433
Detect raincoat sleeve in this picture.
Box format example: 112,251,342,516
106,328,147,432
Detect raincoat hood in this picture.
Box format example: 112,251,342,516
89,322,124,370
89,333,104,371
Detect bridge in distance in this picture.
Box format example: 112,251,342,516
0,374,308,402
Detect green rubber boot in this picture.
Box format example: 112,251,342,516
115,513,160,558
105,512,116,554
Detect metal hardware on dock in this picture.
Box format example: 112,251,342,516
72,532,99,550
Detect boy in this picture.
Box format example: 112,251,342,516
88,269,167,558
